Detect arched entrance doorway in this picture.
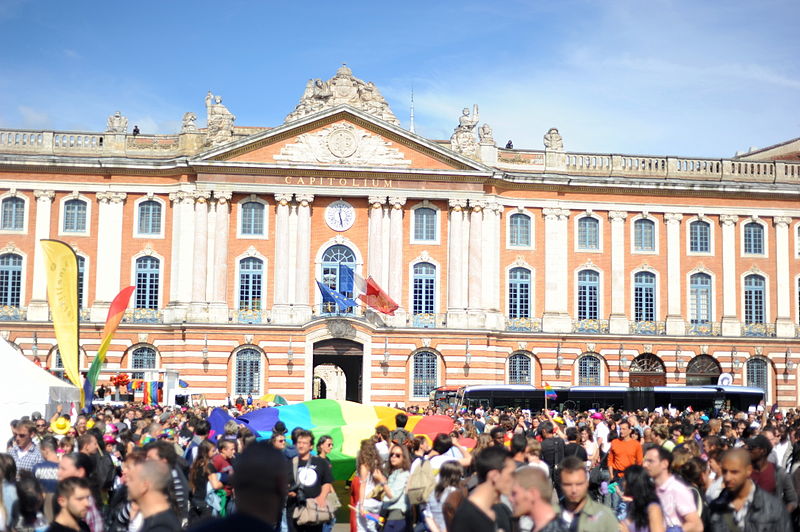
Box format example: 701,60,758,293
313,364,346,400
313,339,363,402
629,353,667,387
686,355,721,386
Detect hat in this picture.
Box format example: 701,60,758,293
103,434,117,445
553,416,565,425
50,417,71,435
590,413,604,420
272,421,287,435
746,434,772,453
86,419,95,430
31,411,43,421
700,415,709,422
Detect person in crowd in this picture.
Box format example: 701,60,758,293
105,449,146,532
591,413,611,456
270,432,288,452
510,434,528,469
390,414,412,446
210,440,235,498
315,436,333,462
608,421,643,481
47,477,92,532
355,439,382,532
563,427,588,463
14,470,48,531
642,445,702,532
0,453,19,529
708,448,792,532
187,440,222,525
10,420,43,474
373,426,391,467
510,466,566,532
183,419,210,467
620,465,664,532
524,439,550,477
372,444,410,532
424,461,464,532
145,439,190,526
579,426,599,467
746,433,798,512
558,456,618,531
56,453,103,532
126,460,181,532
288,430,334,532
451,445,515,532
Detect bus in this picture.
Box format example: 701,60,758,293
429,385,461,410
455,384,764,413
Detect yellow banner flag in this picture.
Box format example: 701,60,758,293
40,240,82,404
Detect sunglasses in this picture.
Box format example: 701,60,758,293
390,453,403,458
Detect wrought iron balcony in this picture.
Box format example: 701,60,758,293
572,319,609,334
506,317,543,332
629,320,666,335
122,308,163,324
316,304,361,318
234,308,268,324
0,306,25,321
742,322,776,337
686,322,721,336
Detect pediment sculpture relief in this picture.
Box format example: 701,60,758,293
274,123,411,166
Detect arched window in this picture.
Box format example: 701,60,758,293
0,197,24,230
412,263,436,316
134,257,160,309
235,348,262,395
508,267,531,319
238,258,263,311
577,270,599,320
744,274,765,324
509,214,531,247
744,222,764,254
131,346,156,380
634,219,655,251
686,355,721,386
412,351,437,397
577,217,599,250
746,358,768,392
634,271,656,322
321,245,356,314
137,200,162,235
0,253,23,308
63,199,87,233
413,207,437,241
77,256,86,309
689,273,711,324
240,201,265,236
578,355,601,386
690,220,710,253
508,353,531,384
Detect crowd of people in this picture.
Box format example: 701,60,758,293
3,399,800,532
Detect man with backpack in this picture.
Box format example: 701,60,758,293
390,414,412,445
539,422,565,489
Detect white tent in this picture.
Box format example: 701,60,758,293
0,338,81,443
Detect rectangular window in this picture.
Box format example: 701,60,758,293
413,277,435,315
413,208,436,241
577,218,599,250
634,220,655,251
690,222,710,253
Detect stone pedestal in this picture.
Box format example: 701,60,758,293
721,316,740,337
542,312,572,333
290,304,313,325
666,315,685,336
776,318,796,338
163,304,188,324
483,310,505,330
270,304,294,325
609,314,629,335
187,302,209,323
447,310,469,329
26,301,50,322
90,303,111,323
207,302,230,324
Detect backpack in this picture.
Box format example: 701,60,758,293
390,428,412,445
406,458,436,506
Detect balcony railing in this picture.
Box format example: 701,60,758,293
233,308,269,324
506,317,543,332
629,320,666,335
409,313,448,328
686,322,721,336
572,319,609,334
122,308,163,324
0,306,25,321
315,304,363,318
742,322,776,337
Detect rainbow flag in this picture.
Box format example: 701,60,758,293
544,382,557,400
143,381,159,405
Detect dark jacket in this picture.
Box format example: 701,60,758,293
708,483,792,532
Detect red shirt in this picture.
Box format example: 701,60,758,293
751,461,777,495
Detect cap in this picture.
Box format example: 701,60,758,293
272,421,287,435
31,411,43,421
590,413,604,420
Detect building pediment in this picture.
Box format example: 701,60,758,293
193,106,491,173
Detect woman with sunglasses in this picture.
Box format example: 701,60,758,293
373,444,411,532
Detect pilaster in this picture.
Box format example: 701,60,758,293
188,191,211,322
481,201,504,329
720,214,740,336
542,207,572,332
664,212,684,335
27,190,56,321
447,199,468,328
608,210,628,334
387,196,406,325
164,191,195,323
271,193,294,323
367,196,386,281
91,191,127,322
208,192,231,323
774,216,794,337
292,194,314,324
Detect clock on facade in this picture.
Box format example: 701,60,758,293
324,200,356,231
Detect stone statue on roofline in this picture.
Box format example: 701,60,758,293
180,112,198,133
285,64,400,125
543,127,564,151
106,111,128,133
450,104,480,157
478,122,494,145
205,91,236,147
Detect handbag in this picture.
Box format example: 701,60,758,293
291,457,337,525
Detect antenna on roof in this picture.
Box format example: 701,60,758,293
409,86,416,134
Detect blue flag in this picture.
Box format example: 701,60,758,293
339,265,354,293
316,280,357,311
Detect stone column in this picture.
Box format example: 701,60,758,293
26,190,56,321
542,207,571,332
91,191,126,322
164,191,195,322
167,192,182,305
482,201,502,312
381,203,391,289
467,200,484,311
293,194,314,324
608,211,628,334
388,196,406,316
368,196,386,280
775,216,794,336
272,193,293,321
664,213,684,335
208,192,231,323
188,191,211,321
287,201,299,303
720,215,740,336
447,199,467,326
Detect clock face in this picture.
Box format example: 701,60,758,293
325,200,356,231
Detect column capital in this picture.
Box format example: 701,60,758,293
720,214,739,226
169,191,194,205
213,191,232,204
609,210,627,222
296,193,314,206
389,196,406,209
448,198,468,211
368,195,387,207
470,199,486,212
96,191,127,204
193,190,212,204
774,216,792,228
484,201,503,214
33,190,55,202
664,212,683,224
542,207,569,221
275,192,293,206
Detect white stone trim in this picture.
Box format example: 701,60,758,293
629,213,660,255
739,216,769,258
228,344,267,396
235,194,270,240
506,350,537,385
685,266,718,323
573,352,606,386
75,251,90,308
504,259,535,317
685,215,715,256
743,355,774,404
0,191,30,234
407,347,444,400
132,195,166,239
629,264,661,321
124,342,162,375
505,207,535,250
573,263,605,319
234,247,269,310
0,243,28,307
794,222,800,259
573,211,604,253
57,193,92,237
409,200,441,245
129,248,166,309
408,252,442,315
739,267,771,323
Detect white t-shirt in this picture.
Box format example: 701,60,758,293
594,422,611,453
375,440,390,467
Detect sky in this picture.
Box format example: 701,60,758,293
0,0,798,158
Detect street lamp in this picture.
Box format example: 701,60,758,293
555,342,564,369
465,339,472,366
287,337,294,364
382,337,390,365
786,348,795,373
31,331,38,358
202,334,209,362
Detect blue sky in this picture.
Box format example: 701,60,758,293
1,0,798,157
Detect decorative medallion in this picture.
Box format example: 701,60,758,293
327,319,356,339
327,128,358,158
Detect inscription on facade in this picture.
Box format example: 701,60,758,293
283,176,393,188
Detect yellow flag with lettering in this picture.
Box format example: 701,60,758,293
40,240,83,405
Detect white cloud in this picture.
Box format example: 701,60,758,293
17,106,50,129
